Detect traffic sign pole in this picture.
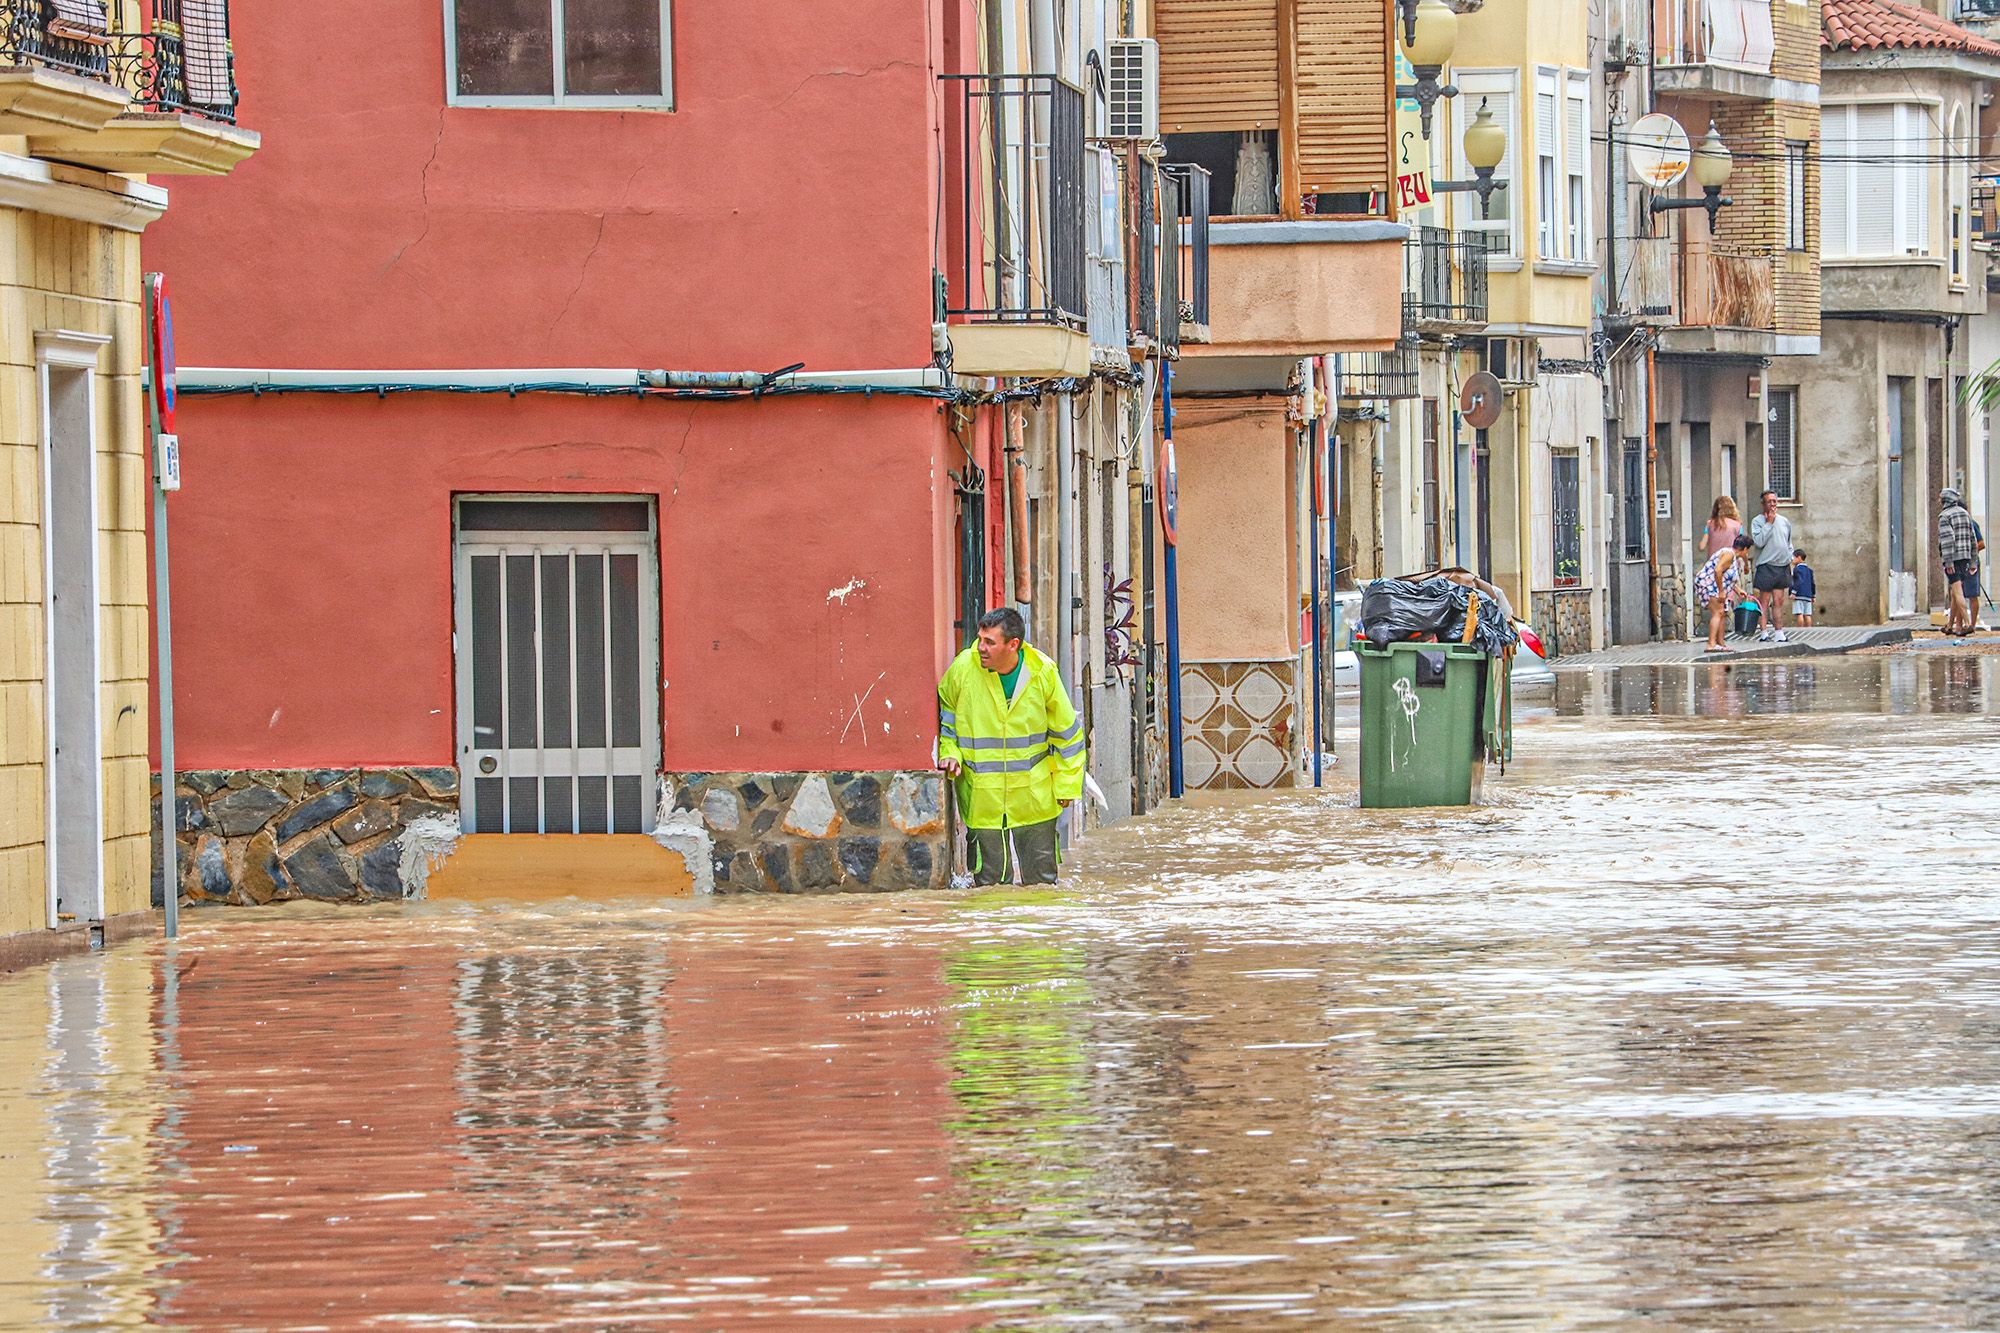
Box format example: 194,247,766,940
145,274,179,940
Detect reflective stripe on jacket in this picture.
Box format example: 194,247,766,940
936,644,1086,830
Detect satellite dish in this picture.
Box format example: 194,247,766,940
1460,371,1504,430
1627,113,1691,190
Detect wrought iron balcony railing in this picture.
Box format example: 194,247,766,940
1339,338,1421,401
1133,160,1186,354
1404,226,1494,329
1164,162,1212,337
2,0,113,78
0,0,241,123
942,74,1088,328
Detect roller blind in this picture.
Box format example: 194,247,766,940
1853,104,1896,256
1821,106,1851,255
1157,0,1280,133
1297,0,1391,194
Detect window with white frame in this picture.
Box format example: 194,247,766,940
1451,70,1518,257
1536,71,1559,259
1783,140,1808,251
1767,388,1798,501
449,0,673,106
1562,72,1590,260
1821,103,1933,258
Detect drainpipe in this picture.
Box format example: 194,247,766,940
1303,358,1324,789
1008,404,1033,605
1645,341,1661,639
1515,380,1535,641
1163,361,1185,798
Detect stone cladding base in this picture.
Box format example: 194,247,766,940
667,770,950,893
152,767,953,903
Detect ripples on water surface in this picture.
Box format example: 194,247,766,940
1,656,1997,1329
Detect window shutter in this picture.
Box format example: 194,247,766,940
1821,107,1851,256
1563,83,1586,184
1563,73,1588,257
1156,0,1281,133
1898,104,1930,255
1535,76,1558,255
1296,0,1391,194
1854,104,1896,256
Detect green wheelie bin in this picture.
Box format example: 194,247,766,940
1358,640,1505,808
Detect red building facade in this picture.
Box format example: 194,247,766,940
145,0,1024,895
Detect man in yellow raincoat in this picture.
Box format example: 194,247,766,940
936,608,1086,884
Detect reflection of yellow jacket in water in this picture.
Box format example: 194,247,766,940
936,645,1086,830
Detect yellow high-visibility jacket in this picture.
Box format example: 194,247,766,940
936,644,1086,830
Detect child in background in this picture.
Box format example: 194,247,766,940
1791,550,1816,627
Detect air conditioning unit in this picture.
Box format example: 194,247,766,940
1488,336,1536,386
1105,38,1160,141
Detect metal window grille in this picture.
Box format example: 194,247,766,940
1767,388,1798,501
1622,439,1648,559
1422,401,1442,569
1552,450,1582,585
943,74,1089,327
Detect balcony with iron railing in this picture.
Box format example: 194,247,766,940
1337,337,1421,402
1627,232,1790,353
1163,162,1211,345
941,73,1090,377
0,0,256,174
1651,0,1779,99
1404,226,1494,331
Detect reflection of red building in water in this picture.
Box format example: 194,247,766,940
156,931,978,1326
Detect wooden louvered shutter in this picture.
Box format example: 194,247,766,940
1157,0,1281,133
1296,0,1390,195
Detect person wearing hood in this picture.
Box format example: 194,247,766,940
1937,487,1982,638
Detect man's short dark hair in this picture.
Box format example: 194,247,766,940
1760,490,1777,503
978,607,1026,643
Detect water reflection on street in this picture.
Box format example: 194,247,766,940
1,655,1996,1329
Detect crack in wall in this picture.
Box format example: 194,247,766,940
551,212,610,331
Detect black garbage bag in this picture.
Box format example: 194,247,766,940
1360,577,1519,656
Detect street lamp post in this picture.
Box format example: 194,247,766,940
1650,121,1734,231
1396,0,1458,140
1432,97,1509,218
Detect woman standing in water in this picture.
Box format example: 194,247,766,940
1696,534,1755,651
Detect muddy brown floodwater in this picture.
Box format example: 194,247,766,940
1,656,1997,1330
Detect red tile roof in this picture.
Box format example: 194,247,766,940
1822,0,2000,56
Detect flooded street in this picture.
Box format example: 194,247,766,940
3,655,1998,1330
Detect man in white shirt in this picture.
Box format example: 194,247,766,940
1749,490,1795,643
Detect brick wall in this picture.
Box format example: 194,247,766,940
1771,0,1821,83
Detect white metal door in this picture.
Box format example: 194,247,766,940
453,499,659,834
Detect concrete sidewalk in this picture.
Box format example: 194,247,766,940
1553,619,1925,669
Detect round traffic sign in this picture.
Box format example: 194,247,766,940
148,273,177,433
1157,439,1179,548
1627,113,1691,190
